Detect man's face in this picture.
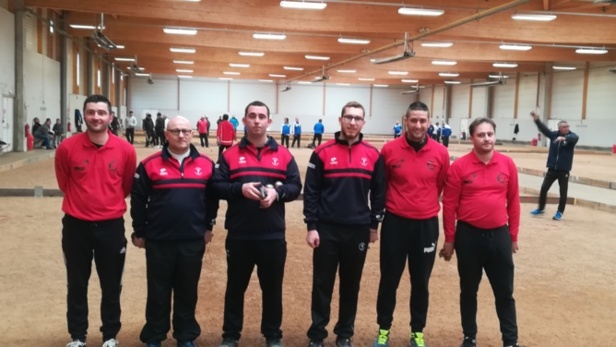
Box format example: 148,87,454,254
405,110,429,142
243,106,271,137
83,102,111,133
165,117,193,153
470,122,495,154
338,106,365,141
558,122,570,135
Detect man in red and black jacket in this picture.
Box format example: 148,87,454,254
212,101,302,347
217,114,235,157
130,116,219,347
303,101,386,347
441,118,521,347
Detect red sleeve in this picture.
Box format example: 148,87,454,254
216,126,221,140
437,149,450,196
54,144,69,192
122,147,138,198
442,160,462,242
507,158,521,241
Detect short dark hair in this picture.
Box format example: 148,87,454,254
407,101,429,116
468,117,496,136
244,101,270,118
83,94,111,114
340,101,365,117
222,114,229,120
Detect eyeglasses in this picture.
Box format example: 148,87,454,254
167,129,192,135
341,115,365,123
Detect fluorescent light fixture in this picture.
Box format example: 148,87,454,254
280,0,327,10
97,69,101,88
402,79,419,83
575,47,608,54
176,69,193,73
184,0,201,2
92,30,117,50
338,37,371,45
115,45,125,49
305,55,330,60
421,42,453,48
163,27,198,35
114,57,135,62
388,71,409,75
223,71,240,75
219,77,233,80
135,73,151,77
269,74,286,78
170,47,196,53
432,60,457,66
553,66,577,71
178,75,193,78
284,66,304,71
337,69,357,73
358,77,375,81
488,74,510,78
313,75,330,82
259,79,274,82
398,7,444,16
173,60,194,64
439,72,459,77
126,66,145,71
511,13,557,21
298,81,313,85
471,80,505,87
500,44,532,51
336,83,351,86
493,62,518,68
444,80,461,84
371,50,415,64
239,51,265,57
70,24,97,30
253,32,286,40
230,63,250,68
373,84,389,87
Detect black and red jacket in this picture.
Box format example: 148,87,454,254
130,144,219,241
212,136,302,240
303,132,386,231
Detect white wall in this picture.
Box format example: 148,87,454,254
551,70,584,120
586,67,616,121
0,8,14,97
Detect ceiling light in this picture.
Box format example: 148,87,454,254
284,66,304,71
298,81,313,85
373,84,389,87
178,75,193,78
134,73,150,77
338,37,371,45
336,83,351,86
126,66,145,71
313,75,330,82
259,79,274,82
239,51,265,57
471,79,505,87
253,32,286,40
493,62,518,68
439,72,459,77
305,55,330,60
176,69,193,73
488,74,510,78
511,13,557,21
230,63,250,68
115,45,125,49
223,71,240,75
69,24,97,30
184,0,201,2
170,47,196,53
500,44,532,51
358,77,375,81
444,80,461,84
173,60,194,64
92,30,117,50
163,27,198,35
398,7,444,16
432,60,457,66
576,47,608,54
371,50,415,64
114,57,135,62
553,66,577,71
421,42,453,48
269,74,286,78
388,71,409,75
402,79,419,83
280,0,327,10
337,69,357,73
219,77,233,80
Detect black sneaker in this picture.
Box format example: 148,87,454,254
336,337,353,347
460,336,476,347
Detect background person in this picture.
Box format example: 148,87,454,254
311,119,324,147
216,114,235,157
281,117,291,148
393,121,402,139
291,117,302,148
125,110,137,144
197,116,210,148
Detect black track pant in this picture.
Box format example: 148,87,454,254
376,213,439,332
156,131,165,147
222,239,287,341
62,214,127,342
140,239,205,344
292,134,301,148
199,133,209,148
125,128,134,144
281,135,289,148
455,222,517,345
311,134,322,147
442,136,449,147
307,223,370,341
537,169,569,213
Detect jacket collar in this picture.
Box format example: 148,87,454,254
239,136,279,151
334,131,363,146
161,143,200,161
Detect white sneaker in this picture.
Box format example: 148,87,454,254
66,340,86,347
102,339,119,347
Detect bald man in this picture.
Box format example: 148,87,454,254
131,116,219,347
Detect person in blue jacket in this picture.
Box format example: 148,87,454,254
393,122,402,139
229,116,240,140
530,111,579,221
281,118,291,148
292,117,302,148
311,119,325,147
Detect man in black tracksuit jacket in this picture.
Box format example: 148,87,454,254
303,101,386,347
212,101,302,347
130,116,219,347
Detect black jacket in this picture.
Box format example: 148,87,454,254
535,119,579,172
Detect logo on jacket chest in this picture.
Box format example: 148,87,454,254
159,168,168,176
360,157,368,166
330,157,338,165
239,156,246,164
195,167,203,176
272,157,279,166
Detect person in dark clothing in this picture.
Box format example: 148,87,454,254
311,119,324,147
212,101,302,347
32,117,41,135
155,113,165,147
109,112,120,136
53,118,63,147
143,114,155,147
303,101,386,347
529,112,579,221
513,123,519,141
74,109,83,132
131,116,219,347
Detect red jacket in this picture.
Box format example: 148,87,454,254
217,120,235,146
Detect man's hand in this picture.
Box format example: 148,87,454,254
242,182,265,201
554,136,566,143
306,230,320,248
512,241,519,253
132,235,145,249
530,111,539,121
439,242,455,261
205,230,213,244
259,187,278,209
369,229,378,243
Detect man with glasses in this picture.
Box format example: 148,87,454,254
131,116,219,347
304,101,386,347
213,101,302,347
529,112,579,221
373,101,450,347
